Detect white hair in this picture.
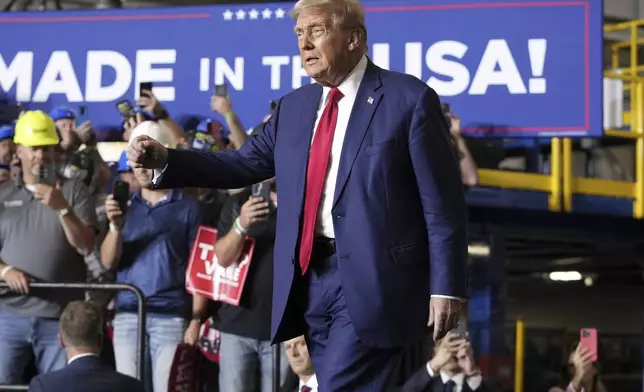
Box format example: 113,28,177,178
291,0,366,35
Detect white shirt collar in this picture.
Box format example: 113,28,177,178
320,55,368,105
67,352,100,365
298,374,318,391
440,371,465,388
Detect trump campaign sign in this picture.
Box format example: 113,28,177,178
186,225,255,306
0,0,603,137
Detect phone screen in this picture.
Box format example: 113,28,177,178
580,328,598,361
116,100,135,118
214,84,227,97
139,82,153,96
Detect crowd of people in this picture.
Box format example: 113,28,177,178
0,0,608,391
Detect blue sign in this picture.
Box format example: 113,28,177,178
0,0,603,138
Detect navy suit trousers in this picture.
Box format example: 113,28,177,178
304,252,402,391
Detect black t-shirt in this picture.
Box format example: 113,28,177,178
199,190,228,228
216,189,276,341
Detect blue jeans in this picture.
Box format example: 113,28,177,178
0,310,67,384
219,332,289,392
113,313,187,392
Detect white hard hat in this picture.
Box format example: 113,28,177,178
128,121,176,148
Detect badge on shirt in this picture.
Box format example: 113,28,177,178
3,200,23,208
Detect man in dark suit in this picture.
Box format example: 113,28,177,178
400,332,490,392
28,301,145,392
126,0,468,389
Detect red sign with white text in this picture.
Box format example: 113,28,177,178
186,225,255,306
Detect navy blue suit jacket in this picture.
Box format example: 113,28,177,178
28,355,145,392
157,60,468,348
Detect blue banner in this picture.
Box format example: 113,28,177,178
0,0,603,138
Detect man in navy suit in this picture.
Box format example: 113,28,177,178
28,301,145,392
127,0,468,389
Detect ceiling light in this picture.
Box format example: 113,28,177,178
468,243,490,257
548,271,582,281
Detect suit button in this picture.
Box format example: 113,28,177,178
335,215,343,219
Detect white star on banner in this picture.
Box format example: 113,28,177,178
236,9,246,20
248,9,259,20
222,9,233,20
262,8,272,19
275,8,286,19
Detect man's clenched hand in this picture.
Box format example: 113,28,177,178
126,135,168,170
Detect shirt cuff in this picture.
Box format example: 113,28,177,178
466,374,483,390
431,295,465,301
152,164,168,185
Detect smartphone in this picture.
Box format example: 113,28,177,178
116,100,136,119
270,100,278,113
78,104,87,118
112,180,130,214
38,163,57,187
451,319,467,340
580,328,598,361
139,82,153,96
214,83,227,97
251,182,271,202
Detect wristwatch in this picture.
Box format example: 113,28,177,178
57,207,70,217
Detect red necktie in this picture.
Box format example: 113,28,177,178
301,386,312,392
298,87,344,275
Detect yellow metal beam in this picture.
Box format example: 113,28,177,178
514,320,525,392
572,178,635,198
477,169,551,192
562,138,572,212
549,138,561,212
604,129,643,139
634,82,644,218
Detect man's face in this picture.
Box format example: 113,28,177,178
133,167,153,189
285,336,314,377
120,172,141,194
55,119,75,137
16,145,57,178
0,139,14,165
295,6,353,85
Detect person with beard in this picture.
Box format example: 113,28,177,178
214,178,289,392
0,111,97,383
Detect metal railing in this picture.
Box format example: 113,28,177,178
474,19,644,219
0,282,146,391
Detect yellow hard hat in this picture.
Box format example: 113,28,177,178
13,110,60,147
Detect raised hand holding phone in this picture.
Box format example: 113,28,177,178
579,328,598,361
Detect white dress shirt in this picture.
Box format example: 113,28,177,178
311,55,368,239
298,374,318,392
426,363,482,392
67,352,100,365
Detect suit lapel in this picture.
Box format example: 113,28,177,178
292,84,323,203
332,61,383,209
